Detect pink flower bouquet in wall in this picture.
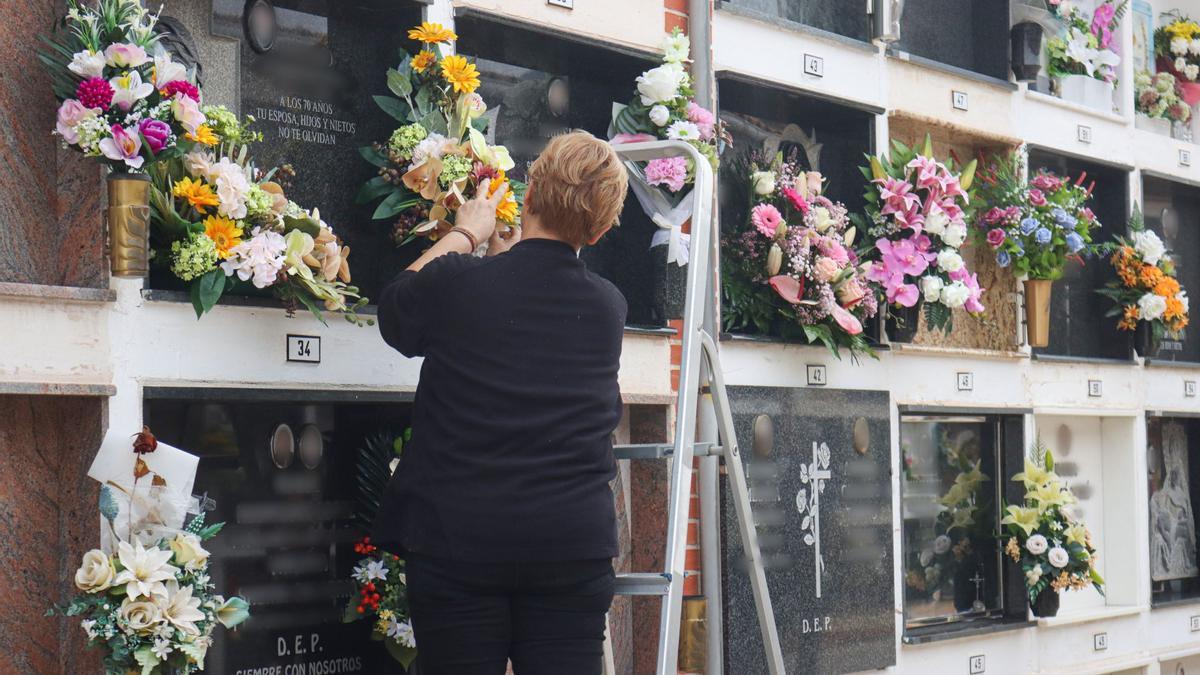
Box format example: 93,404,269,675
857,136,984,338
40,0,204,174
722,153,878,360
609,29,723,265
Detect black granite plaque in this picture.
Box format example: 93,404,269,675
721,0,871,42
145,397,412,675
1028,150,1131,360
456,15,664,325
210,0,424,300
1142,178,1200,363
897,0,1011,80
722,386,895,674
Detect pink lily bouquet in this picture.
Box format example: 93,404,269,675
41,0,204,173
859,136,984,335
722,154,878,360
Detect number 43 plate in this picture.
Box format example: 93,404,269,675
287,335,321,363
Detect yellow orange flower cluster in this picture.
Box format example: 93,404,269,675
1111,245,1189,332
440,54,480,94
1166,19,1200,40
489,170,518,224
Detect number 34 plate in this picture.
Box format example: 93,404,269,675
287,335,321,363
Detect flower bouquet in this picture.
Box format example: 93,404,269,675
1135,71,1193,134
858,136,983,341
1046,1,1127,109
721,154,878,359
974,151,1098,347
610,29,722,266
53,507,249,674
1097,207,1189,357
1155,13,1200,106
40,0,207,277
358,23,521,247
148,108,369,323
1001,446,1104,618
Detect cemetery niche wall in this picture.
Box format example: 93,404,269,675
1028,149,1130,360
144,391,413,675
720,386,894,674
1148,415,1200,606
717,0,871,42
1142,177,1200,363
456,14,670,326
895,0,1012,81
193,0,424,301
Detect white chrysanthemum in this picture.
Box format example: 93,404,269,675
941,281,970,309
936,249,964,273
666,120,702,141
924,204,949,235
941,222,968,248
1172,37,1190,55
1191,38,1200,56
1025,564,1043,585
1133,229,1166,265
1139,292,1168,321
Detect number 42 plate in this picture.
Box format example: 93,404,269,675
287,335,321,363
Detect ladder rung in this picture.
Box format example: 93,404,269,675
614,572,672,596
612,442,724,460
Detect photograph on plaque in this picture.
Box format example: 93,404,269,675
722,386,894,674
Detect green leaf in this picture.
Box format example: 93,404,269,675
372,191,421,220
190,270,226,319
374,95,411,124
356,176,397,205
386,68,413,98
359,145,389,168
343,599,363,624
419,109,448,136
384,638,418,668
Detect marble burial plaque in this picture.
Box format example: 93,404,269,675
215,0,423,299
145,398,410,675
722,386,894,674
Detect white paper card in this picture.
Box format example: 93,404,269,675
88,428,199,498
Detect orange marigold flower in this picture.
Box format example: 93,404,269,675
1155,277,1181,298
1166,297,1187,321
1118,305,1139,331
1141,264,1165,287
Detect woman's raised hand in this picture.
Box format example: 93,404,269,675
455,178,510,245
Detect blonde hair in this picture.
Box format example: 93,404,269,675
526,131,628,247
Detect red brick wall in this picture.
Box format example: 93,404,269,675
0,396,104,674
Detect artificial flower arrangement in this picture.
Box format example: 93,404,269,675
1155,12,1200,105
1046,1,1127,84
905,458,991,611
41,0,201,173
358,23,521,246
1135,70,1193,126
857,136,984,339
148,108,370,323
721,153,878,359
974,151,1098,346
610,29,721,196
1001,446,1104,617
343,430,415,666
53,509,250,674
1097,207,1190,355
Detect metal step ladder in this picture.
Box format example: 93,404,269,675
609,141,785,675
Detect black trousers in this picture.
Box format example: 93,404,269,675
406,555,615,675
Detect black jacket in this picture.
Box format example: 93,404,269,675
374,238,626,562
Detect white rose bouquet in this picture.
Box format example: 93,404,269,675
1001,445,1103,616
51,505,249,674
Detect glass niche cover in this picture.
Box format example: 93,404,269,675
901,414,1020,628
1142,177,1200,363
144,396,412,674
1149,416,1200,605
720,0,870,42
456,16,665,326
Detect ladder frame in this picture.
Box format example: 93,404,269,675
610,140,785,675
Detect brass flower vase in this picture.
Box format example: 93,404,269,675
106,173,151,278
1024,279,1052,348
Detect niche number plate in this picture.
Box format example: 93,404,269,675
287,335,321,363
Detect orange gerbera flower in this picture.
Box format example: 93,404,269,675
187,124,219,146
440,54,480,94
411,50,436,74
203,215,244,259
408,22,457,44
172,177,220,214
487,170,519,224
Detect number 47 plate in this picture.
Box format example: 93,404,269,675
287,335,321,363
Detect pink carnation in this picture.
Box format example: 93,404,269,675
644,156,688,192
686,100,716,140
751,203,784,238
781,187,809,214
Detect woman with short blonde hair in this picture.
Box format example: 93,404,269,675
376,131,630,674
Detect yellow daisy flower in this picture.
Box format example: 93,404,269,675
187,124,219,147
411,50,436,74
488,170,519,224
408,22,457,44
203,215,244,259
440,55,480,94
172,177,220,214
